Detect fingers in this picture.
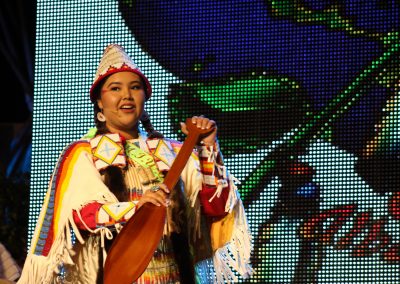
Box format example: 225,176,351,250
158,183,170,193
191,116,216,130
137,184,170,208
180,121,189,135
150,184,170,194
138,193,167,208
180,116,217,134
179,116,218,146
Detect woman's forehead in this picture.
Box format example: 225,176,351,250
104,71,142,83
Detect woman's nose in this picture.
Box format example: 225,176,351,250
122,88,133,99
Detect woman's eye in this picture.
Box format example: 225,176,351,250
131,85,142,90
110,86,120,91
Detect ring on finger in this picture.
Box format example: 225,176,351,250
150,185,160,192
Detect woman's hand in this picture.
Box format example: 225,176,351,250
136,183,170,209
180,115,217,146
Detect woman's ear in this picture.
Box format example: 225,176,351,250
97,99,103,110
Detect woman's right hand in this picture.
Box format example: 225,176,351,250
136,183,170,209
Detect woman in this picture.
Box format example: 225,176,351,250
18,44,252,283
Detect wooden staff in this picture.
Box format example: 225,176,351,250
104,118,214,284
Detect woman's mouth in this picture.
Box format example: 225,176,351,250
120,104,135,112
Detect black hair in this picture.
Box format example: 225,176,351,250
92,74,164,139
91,74,164,201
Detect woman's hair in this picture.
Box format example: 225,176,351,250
91,73,163,201
92,75,164,139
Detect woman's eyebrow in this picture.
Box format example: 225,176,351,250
104,79,143,89
105,81,122,88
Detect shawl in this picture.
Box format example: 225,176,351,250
18,132,253,283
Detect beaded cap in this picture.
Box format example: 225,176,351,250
89,44,152,102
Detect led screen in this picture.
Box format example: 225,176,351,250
30,1,400,282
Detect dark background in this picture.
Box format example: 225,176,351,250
0,1,35,172
0,0,36,267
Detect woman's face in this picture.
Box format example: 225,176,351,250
97,71,146,136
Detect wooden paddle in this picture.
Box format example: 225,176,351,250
103,118,214,284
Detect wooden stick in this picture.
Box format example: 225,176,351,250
104,118,214,284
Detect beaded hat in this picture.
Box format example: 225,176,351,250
89,44,152,102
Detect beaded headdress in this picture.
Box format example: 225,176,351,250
89,44,152,102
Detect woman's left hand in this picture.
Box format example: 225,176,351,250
180,116,217,146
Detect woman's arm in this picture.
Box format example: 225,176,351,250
72,201,138,230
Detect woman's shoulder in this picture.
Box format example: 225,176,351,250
61,127,97,152
65,138,91,148
60,139,92,156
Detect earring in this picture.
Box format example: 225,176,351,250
97,111,106,122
